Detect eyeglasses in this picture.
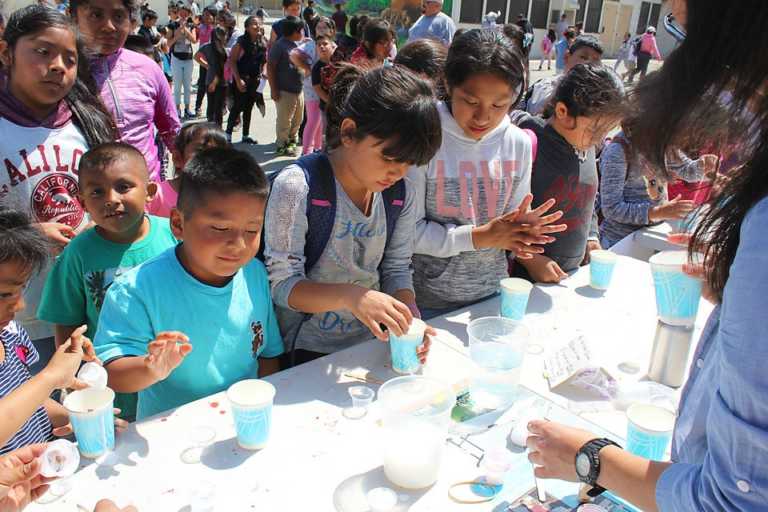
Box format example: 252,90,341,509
663,13,686,42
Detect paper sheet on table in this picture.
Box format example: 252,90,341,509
257,77,267,94
543,336,614,391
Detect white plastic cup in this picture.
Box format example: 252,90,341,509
500,278,533,320
589,250,618,290
39,439,80,478
77,362,108,390
649,250,703,326
227,379,276,450
63,388,115,458
389,318,426,374
626,403,676,461
344,385,374,420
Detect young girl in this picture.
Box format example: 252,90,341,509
511,64,625,283
226,16,268,143
538,28,556,71
409,29,565,317
0,5,116,344
146,122,229,217
291,16,336,154
194,6,216,116
264,65,441,365
195,27,228,126
71,0,180,184
350,18,395,69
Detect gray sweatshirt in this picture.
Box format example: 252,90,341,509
410,102,532,311
599,132,705,248
264,164,416,354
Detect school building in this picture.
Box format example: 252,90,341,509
449,0,679,58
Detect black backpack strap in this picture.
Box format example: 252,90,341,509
294,152,337,274
380,179,406,248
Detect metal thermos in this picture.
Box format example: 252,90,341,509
648,321,695,388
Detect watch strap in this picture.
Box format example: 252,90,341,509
576,438,621,493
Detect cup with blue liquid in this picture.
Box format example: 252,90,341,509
63,387,115,459
626,403,676,461
649,250,703,326
500,278,533,320
589,250,618,290
389,318,426,374
227,379,276,450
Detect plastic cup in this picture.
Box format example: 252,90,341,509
625,403,676,461
77,362,108,390
344,385,374,420
63,388,115,459
649,250,703,326
500,278,533,320
389,318,426,374
367,487,398,512
589,250,617,290
227,379,276,450
39,439,80,478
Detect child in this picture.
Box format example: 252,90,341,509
194,27,229,126
350,18,395,69
268,0,305,46
409,29,565,317
613,33,632,75
522,34,603,116
264,65,441,365
599,128,714,249
291,17,336,155
94,148,283,420
38,143,177,420
510,64,625,283
138,9,160,45
0,207,102,454
0,5,116,350
227,16,268,144
393,38,448,98
311,34,338,114
194,6,217,117
267,16,306,157
146,122,229,218
554,28,575,75
538,28,556,71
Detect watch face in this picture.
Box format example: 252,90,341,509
576,452,591,478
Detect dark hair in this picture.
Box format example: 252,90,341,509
563,28,576,39
547,28,557,42
628,1,768,302
543,64,626,125
209,26,228,75
178,148,269,216
361,18,392,55
3,5,116,147
203,6,217,17
394,38,447,97
569,34,604,55
174,121,228,154
79,142,147,179
349,15,361,39
142,9,157,21
313,15,336,36
240,15,266,52
445,29,525,98
453,27,466,39
325,65,441,166
281,15,304,38
502,23,525,52
123,34,154,57
70,0,138,21
282,0,300,7
303,7,315,24
0,207,49,275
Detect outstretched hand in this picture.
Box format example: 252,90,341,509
143,332,192,382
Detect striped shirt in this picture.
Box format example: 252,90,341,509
0,321,52,455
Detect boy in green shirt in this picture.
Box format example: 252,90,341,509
38,142,177,420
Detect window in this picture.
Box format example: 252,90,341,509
575,0,587,24
486,0,508,25
551,9,562,24
459,0,483,23
530,0,550,28
508,0,530,23
636,1,651,34
584,0,603,33
649,2,661,29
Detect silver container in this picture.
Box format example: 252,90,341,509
648,321,695,388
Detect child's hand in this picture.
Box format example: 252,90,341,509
520,254,568,283
43,325,99,390
36,222,75,254
0,443,49,511
52,408,130,438
417,325,435,365
667,233,718,304
649,194,696,221
344,287,412,341
581,239,602,265
143,332,192,382
93,499,138,512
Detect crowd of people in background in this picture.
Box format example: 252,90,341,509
0,0,766,511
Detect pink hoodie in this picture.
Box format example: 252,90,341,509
90,48,180,182
640,33,661,60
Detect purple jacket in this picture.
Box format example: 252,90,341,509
90,48,180,181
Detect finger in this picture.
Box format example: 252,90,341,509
367,319,387,342
29,483,50,503
533,465,553,479
516,194,534,214
69,378,90,391
527,450,543,465
536,211,565,226
535,222,567,234
391,300,413,330
510,242,545,255
527,420,548,435
155,331,190,343
52,425,74,437
531,197,557,215
556,266,569,279
381,310,406,338
499,207,522,222
178,343,193,357
147,340,166,357
4,457,42,483
682,263,705,278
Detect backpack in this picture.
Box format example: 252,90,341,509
257,152,406,366
634,37,643,55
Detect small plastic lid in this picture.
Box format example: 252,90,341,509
367,487,398,512
39,439,80,478
77,362,108,390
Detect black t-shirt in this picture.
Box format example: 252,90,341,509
518,114,598,272
311,59,328,110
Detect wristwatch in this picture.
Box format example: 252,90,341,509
575,438,621,497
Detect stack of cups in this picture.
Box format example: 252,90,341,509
499,278,533,320
389,319,426,374
589,250,618,290
227,379,276,450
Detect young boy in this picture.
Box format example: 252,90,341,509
268,16,306,157
311,34,337,112
94,148,283,421
38,143,176,420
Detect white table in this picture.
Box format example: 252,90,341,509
28,255,713,512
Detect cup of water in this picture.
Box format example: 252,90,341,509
626,403,676,461
649,250,703,326
63,387,115,459
227,379,276,450
389,318,426,374
467,317,530,410
500,278,533,320
589,250,617,290
344,385,374,419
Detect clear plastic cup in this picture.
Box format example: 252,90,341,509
649,250,703,326
180,426,216,464
500,278,533,320
343,385,374,420
227,379,276,450
63,387,115,459
589,250,617,290
367,487,398,512
389,318,426,374
77,362,108,389
625,403,676,461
